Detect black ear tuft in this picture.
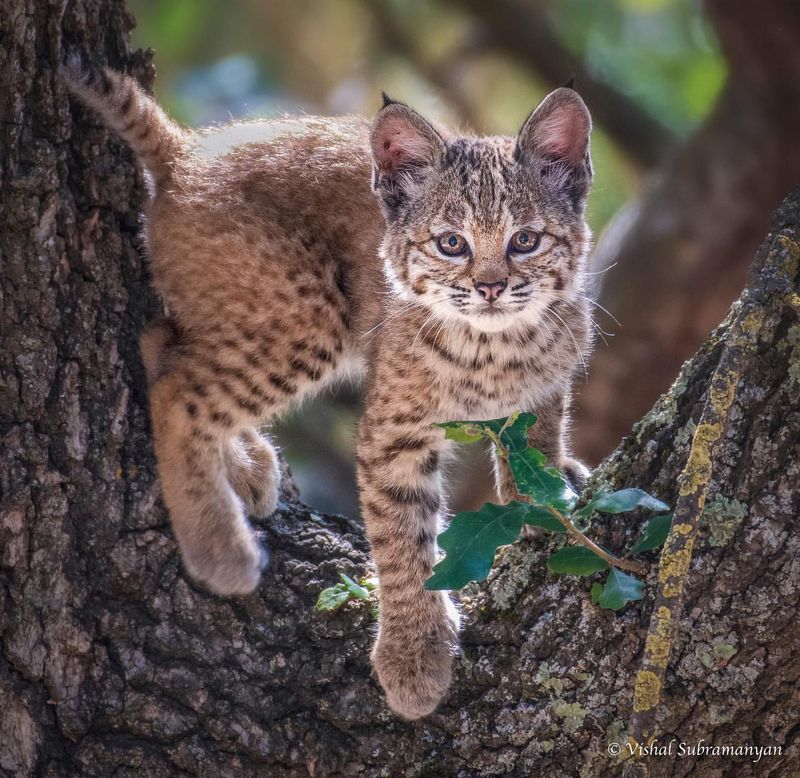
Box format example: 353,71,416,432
562,76,576,90
381,91,396,109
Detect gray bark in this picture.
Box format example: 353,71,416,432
2,2,799,776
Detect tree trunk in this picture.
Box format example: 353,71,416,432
2,2,799,777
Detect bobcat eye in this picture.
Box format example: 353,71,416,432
436,232,469,258
509,230,541,255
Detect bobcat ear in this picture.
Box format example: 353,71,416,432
370,100,445,216
515,88,593,209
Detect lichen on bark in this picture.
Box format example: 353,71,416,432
2,1,800,776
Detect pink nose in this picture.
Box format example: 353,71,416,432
474,279,507,302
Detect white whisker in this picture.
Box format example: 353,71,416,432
411,311,439,353
537,308,566,370
549,289,621,327
361,299,422,341
582,261,618,277
541,305,589,381
546,294,612,346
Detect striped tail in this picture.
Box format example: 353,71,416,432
61,58,185,189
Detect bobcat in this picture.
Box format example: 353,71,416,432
64,62,593,720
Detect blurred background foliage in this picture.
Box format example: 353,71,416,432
128,0,725,517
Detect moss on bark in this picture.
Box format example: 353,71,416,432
1,2,799,776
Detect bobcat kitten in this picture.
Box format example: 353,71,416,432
64,63,593,720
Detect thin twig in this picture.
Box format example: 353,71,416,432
364,0,486,130
487,423,647,575
511,490,646,575
441,0,675,169
543,505,646,575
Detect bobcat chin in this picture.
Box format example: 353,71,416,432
63,61,593,719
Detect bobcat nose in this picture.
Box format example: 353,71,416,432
474,279,507,302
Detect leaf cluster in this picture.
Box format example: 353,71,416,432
315,573,378,618
427,413,671,610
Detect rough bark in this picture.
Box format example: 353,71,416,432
2,2,800,777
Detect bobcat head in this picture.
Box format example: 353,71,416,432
370,89,593,334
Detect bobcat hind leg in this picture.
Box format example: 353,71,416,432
224,427,281,519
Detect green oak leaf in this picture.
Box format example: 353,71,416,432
496,415,577,512
425,502,527,590
339,573,370,600
509,453,578,512
547,546,610,576
522,505,566,533
631,513,673,554
494,411,538,450
437,421,486,444
575,488,669,518
436,412,538,445
494,411,577,510
315,586,351,611
438,413,576,511
598,568,645,611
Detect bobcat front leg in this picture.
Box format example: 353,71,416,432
357,414,459,720
494,391,589,504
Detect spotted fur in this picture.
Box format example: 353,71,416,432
64,66,594,720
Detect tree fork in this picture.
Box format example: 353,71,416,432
2,1,800,775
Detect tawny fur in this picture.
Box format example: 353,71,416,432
63,64,594,720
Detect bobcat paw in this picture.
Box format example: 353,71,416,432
238,475,279,520
225,429,280,519
372,598,459,719
180,527,268,596
559,456,590,493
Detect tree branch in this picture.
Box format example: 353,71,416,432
441,0,675,168
627,214,785,753
364,0,486,131
4,1,800,774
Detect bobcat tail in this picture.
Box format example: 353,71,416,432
61,56,186,188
